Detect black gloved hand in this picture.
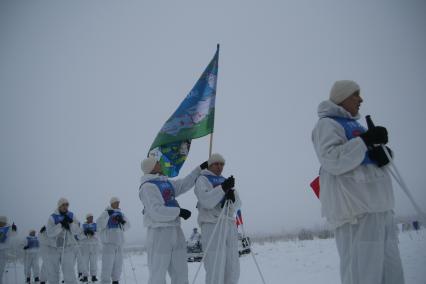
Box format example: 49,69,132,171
60,219,70,230
179,208,191,220
200,161,209,170
11,223,17,231
115,215,126,225
368,146,393,167
64,215,73,224
221,176,235,192
23,246,29,250
40,226,46,234
360,126,388,146
225,189,236,203
107,210,114,216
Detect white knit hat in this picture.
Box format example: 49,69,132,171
141,157,158,174
86,213,93,219
110,197,120,204
208,153,225,166
329,80,360,104
0,216,7,224
57,198,69,208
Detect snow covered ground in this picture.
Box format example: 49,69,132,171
3,229,425,283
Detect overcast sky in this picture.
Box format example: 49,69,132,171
1,0,425,244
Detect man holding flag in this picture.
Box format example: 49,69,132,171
140,45,220,284
195,153,241,284
139,157,207,284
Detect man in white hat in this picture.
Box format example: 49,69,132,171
312,80,404,284
96,197,130,284
0,216,17,284
23,229,40,283
139,156,207,284
195,153,241,284
45,198,80,284
80,213,99,283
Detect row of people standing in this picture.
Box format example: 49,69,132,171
0,196,130,284
139,152,241,284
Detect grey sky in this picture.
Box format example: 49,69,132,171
1,0,425,244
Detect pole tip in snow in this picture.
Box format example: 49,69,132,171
217,43,220,50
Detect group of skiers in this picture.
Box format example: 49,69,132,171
2,79,408,284
0,197,130,284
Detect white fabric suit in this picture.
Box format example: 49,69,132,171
0,224,17,284
23,236,40,280
96,207,130,284
312,100,404,284
45,210,81,284
139,166,201,284
38,230,49,283
195,169,242,284
79,222,99,278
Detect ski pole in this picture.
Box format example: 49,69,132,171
127,252,138,284
211,201,229,284
239,217,267,284
366,115,426,223
191,200,228,284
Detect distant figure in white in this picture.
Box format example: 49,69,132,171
38,226,48,284
195,153,241,284
189,227,202,246
46,198,80,284
80,213,99,283
139,156,205,284
312,80,405,284
96,197,130,284
23,229,40,283
0,215,17,284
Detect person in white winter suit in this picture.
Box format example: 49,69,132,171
38,226,49,284
80,213,99,283
312,80,404,284
195,153,241,284
23,230,40,283
97,197,130,284
0,216,17,284
139,156,205,284
46,198,81,284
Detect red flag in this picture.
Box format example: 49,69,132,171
310,176,320,199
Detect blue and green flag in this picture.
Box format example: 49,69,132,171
149,45,219,177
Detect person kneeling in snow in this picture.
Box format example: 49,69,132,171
139,156,205,284
195,153,241,284
97,197,130,284
46,198,81,284
312,80,404,284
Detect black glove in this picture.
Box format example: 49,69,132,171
23,246,29,250
107,210,114,216
84,229,94,236
221,176,235,192
368,146,393,167
225,189,236,203
200,161,209,170
11,223,17,232
179,208,191,220
64,215,73,224
60,219,70,230
360,126,388,147
114,215,126,225
40,226,46,234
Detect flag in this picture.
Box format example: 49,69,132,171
149,45,219,177
236,209,243,227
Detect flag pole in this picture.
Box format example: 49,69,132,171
209,132,213,157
